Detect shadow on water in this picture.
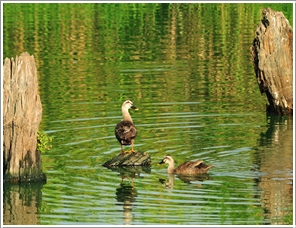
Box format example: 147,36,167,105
254,115,293,225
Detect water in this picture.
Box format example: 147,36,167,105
2,3,293,225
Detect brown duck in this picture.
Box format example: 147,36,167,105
158,155,214,175
115,100,138,153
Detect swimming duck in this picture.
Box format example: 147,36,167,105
158,155,214,175
115,100,138,153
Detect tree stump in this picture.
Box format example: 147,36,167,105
103,151,151,167
251,8,293,115
3,52,46,183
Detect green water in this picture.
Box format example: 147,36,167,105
2,3,293,225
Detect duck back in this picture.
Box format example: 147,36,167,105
115,120,137,145
175,160,214,175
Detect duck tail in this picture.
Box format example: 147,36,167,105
205,164,214,171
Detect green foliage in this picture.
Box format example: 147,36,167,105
283,209,293,224
37,131,53,153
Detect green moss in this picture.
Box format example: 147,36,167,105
37,131,53,153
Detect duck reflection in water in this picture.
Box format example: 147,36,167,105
106,166,151,225
159,173,211,188
116,182,138,225
106,165,151,189
159,173,175,189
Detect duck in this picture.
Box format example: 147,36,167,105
115,100,138,153
158,155,214,175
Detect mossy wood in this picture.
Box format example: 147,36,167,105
251,8,293,115
103,151,151,167
105,165,151,176
3,52,46,183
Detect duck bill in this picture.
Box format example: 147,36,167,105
131,105,139,111
158,160,165,165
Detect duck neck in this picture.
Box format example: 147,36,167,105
167,162,175,174
122,108,133,122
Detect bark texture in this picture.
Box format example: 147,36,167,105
251,8,293,115
3,52,46,182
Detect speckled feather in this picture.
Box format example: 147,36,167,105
115,120,137,145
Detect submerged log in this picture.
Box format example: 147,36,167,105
3,52,46,182
103,151,151,167
106,165,151,175
251,8,293,115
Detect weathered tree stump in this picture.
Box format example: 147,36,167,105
103,151,151,167
251,8,293,115
3,52,46,182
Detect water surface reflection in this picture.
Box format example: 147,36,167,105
256,115,293,225
3,182,45,225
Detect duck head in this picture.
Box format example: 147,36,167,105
158,155,174,165
122,100,138,111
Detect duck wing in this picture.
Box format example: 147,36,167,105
175,160,213,175
115,121,137,144
195,161,214,172
189,160,204,168
176,160,203,170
